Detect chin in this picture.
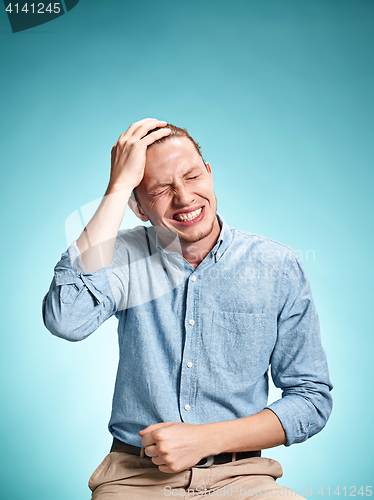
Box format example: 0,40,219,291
178,219,216,244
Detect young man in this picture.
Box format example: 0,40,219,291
43,118,333,499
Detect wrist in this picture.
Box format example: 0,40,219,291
105,181,135,196
199,422,226,456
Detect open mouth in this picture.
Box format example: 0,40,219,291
172,207,204,224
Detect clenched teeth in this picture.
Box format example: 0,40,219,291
174,208,203,222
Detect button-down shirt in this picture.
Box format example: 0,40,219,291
42,215,333,448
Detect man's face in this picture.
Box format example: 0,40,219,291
135,137,218,245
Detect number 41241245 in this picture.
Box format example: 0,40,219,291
5,3,61,14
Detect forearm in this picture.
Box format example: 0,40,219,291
202,409,286,455
139,410,287,473
76,183,132,272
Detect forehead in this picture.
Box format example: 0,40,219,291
143,137,203,184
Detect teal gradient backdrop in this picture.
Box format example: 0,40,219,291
1,1,373,499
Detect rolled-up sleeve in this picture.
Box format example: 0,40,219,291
266,252,333,446
42,241,121,341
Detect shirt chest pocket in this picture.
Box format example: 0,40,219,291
205,311,267,377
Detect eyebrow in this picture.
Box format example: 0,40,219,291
148,166,201,192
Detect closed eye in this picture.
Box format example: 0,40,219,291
151,187,169,197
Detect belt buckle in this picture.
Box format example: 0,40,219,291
195,455,214,468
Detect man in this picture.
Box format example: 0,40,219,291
43,118,333,499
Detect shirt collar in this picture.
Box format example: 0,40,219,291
210,213,232,261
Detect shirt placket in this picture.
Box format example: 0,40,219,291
179,263,201,422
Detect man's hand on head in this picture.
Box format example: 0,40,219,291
76,118,170,271
107,118,171,194
138,421,213,473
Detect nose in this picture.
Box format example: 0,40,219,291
173,183,194,206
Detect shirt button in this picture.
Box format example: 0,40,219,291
190,275,197,282
187,361,193,368
217,252,221,259
184,404,191,411
189,319,195,326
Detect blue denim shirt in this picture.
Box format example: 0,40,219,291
42,214,333,448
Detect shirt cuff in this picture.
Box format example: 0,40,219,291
54,240,115,306
266,396,313,447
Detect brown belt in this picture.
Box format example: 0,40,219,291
110,437,261,467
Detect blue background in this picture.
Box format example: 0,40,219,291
0,1,373,498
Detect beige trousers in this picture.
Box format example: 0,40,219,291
89,452,304,500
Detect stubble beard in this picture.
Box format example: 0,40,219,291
153,214,217,246
147,195,218,246
176,215,217,244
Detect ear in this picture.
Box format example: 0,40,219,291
128,198,149,222
205,162,212,174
